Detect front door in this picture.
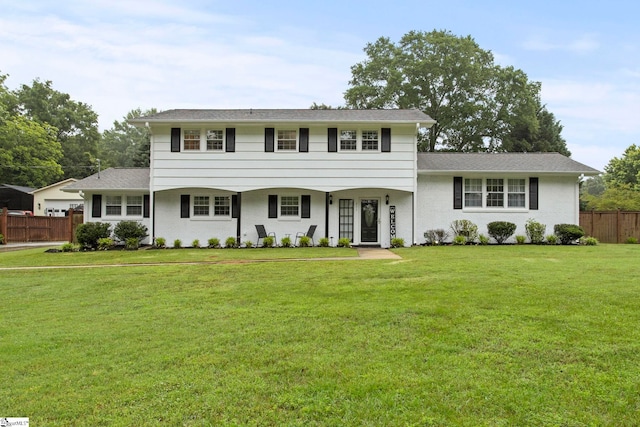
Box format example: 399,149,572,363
360,199,379,243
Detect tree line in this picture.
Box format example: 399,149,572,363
1,29,637,209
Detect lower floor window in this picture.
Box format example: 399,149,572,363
280,196,299,216
126,195,143,216
193,196,210,216
106,196,122,216
214,196,230,216
462,178,528,209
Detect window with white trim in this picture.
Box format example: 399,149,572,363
508,179,526,207
207,130,223,151
340,130,357,150
193,196,210,216
280,196,299,216
126,195,143,216
184,130,201,151
277,130,297,151
214,196,230,216
361,130,379,150
338,129,380,151
105,196,122,216
460,178,529,209
464,179,482,207
486,179,504,207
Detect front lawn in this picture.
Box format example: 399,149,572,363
1,245,639,425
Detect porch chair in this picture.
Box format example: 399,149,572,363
255,224,276,247
295,225,317,247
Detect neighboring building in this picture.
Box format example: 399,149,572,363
63,109,600,247
0,184,35,212
31,178,84,217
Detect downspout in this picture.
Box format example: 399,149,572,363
236,192,242,246
325,192,330,239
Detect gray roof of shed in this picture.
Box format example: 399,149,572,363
62,168,150,192
417,152,600,175
1,184,35,193
129,109,435,124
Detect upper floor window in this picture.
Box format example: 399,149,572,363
340,130,357,151
338,129,380,151
207,130,224,151
277,130,297,151
105,196,122,216
184,130,200,151
280,196,299,216
361,130,379,151
126,195,143,216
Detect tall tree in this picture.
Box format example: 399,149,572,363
502,104,571,156
604,144,640,190
15,79,100,178
344,30,552,153
99,108,156,168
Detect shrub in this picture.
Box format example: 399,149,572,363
625,237,638,244
243,240,254,248
192,239,201,248
390,237,405,248
225,237,238,248
525,219,546,244
97,237,114,250
207,237,220,248
281,236,292,248
581,236,599,246
76,222,112,250
337,237,351,248
61,242,76,252
262,236,275,248
515,235,526,245
125,237,139,250
554,224,585,245
545,234,558,245
424,229,448,245
0,233,4,244
113,221,148,244
298,236,311,247
318,237,329,247
452,235,466,245
450,220,478,244
487,221,517,244
154,237,166,248
173,239,182,248
478,234,489,245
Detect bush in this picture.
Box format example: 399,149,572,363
125,237,139,250
515,235,526,245
281,236,292,248
61,242,76,252
478,234,489,245
192,239,201,248
554,224,585,245
390,237,405,248
76,222,112,250
298,236,311,247
154,237,166,248
545,234,558,245
97,237,114,250
225,237,238,248
113,221,148,243
525,219,546,244
207,237,220,248
262,236,275,248
318,237,329,247
581,236,599,246
452,235,466,245
243,240,254,248
625,237,638,244
487,221,517,244
450,220,478,244
337,237,351,248
173,239,182,248
0,233,4,244
424,229,448,245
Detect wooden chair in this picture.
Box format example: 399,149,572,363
295,225,317,246
255,225,276,247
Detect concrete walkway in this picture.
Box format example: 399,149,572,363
356,247,402,259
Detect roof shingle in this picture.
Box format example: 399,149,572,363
62,168,149,191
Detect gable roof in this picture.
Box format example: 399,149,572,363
62,168,150,192
129,109,435,125
30,178,78,194
417,152,600,175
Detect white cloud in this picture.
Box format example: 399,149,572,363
523,33,600,53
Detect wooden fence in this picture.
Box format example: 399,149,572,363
580,210,640,243
0,208,83,243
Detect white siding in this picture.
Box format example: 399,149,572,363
83,191,151,244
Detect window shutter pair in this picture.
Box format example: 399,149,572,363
328,128,391,152
171,127,236,152
268,195,311,218
453,177,539,210
264,128,309,152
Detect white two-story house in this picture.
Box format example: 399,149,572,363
64,109,599,246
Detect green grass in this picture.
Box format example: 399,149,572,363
1,245,639,425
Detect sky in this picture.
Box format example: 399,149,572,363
1,0,639,172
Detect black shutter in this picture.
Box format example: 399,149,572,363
453,177,463,209
92,194,102,218
180,195,190,218
171,128,181,152
143,194,150,218
265,128,275,152
232,195,239,218
301,195,311,218
381,128,391,152
268,195,278,218
529,177,539,210
328,128,337,152
299,128,309,152
226,128,236,152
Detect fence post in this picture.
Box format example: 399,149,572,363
1,207,7,243
68,208,74,243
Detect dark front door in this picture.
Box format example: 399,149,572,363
360,199,379,243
